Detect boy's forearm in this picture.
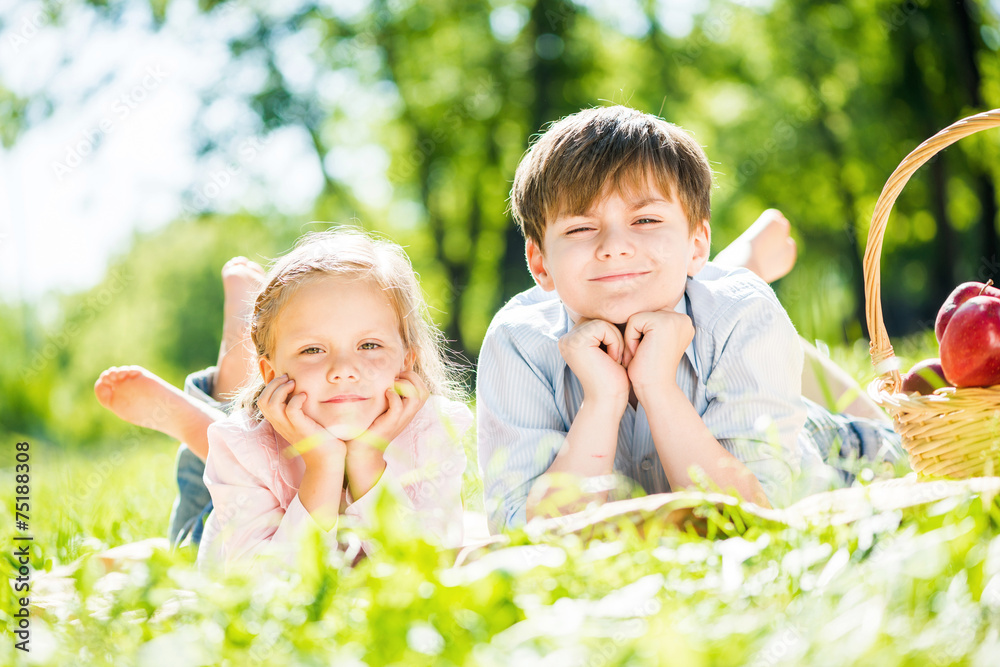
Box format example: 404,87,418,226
642,386,770,507
525,399,624,522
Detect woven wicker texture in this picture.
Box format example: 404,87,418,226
865,108,1000,478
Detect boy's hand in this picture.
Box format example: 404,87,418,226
559,318,630,407
258,374,345,464
623,310,694,403
345,370,429,455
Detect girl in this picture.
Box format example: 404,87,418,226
195,228,471,571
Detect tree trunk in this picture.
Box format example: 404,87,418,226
950,0,1000,279
498,0,576,306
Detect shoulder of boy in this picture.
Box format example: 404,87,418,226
689,262,792,336
485,285,567,345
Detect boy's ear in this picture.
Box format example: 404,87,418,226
258,356,276,385
526,239,555,291
687,220,711,277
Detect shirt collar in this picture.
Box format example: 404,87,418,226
677,285,699,373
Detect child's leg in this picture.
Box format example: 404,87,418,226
802,397,904,490
713,211,889,423
800,339,891,424
172,367,229,546
212,257,265,401
713,209,798,284
94,366,223,460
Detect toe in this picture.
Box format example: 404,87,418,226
94,378,113,405
222,257,250,274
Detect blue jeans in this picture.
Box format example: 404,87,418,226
802,397,904,484
167,367,227,548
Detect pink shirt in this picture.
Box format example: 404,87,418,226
197,395,472,572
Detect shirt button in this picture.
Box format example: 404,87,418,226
640,458,654,471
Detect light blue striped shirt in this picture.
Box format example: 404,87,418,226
477,263,829,533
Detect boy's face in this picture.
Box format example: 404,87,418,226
526,182,710,325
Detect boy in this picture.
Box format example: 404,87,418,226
477,105,899,533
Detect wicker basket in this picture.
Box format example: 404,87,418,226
865,108,1000,478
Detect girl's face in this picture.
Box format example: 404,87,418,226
258,274,411,441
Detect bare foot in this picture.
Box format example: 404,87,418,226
714,209,798,283
94,366,224,460
220,257,265,349
215,257,266,401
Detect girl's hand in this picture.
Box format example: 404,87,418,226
346,370,430,453
258,374,345,464
342,371,429,500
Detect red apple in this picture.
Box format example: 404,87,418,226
936,280,1000,342
901,358,949,395
940,295,1000,387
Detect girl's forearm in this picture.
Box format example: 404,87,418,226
644,386,770,507
344,446,387,501
298,443,348,531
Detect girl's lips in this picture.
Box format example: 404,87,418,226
322,395,368,403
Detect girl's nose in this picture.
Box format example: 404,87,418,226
327,354,360,381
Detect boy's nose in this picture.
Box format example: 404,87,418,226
597,226,635,259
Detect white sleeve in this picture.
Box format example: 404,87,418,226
699,292,807,503
477,323,569,534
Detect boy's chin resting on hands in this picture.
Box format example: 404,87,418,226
558,317,631,409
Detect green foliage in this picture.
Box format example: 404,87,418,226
6,214,292,449
6,0,1000,447
0,85,27,148
5,439,1000,665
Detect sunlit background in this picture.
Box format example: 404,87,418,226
3,0,1000,449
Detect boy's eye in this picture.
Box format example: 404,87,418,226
565,226,595,235
301,346,322,355
634,218,659,225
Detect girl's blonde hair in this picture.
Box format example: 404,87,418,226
236,227,460,420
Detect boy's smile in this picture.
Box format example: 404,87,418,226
526,183,710,325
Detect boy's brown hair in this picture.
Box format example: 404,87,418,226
510,105,712,248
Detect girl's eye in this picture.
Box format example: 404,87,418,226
302,347,322,355
359,342,381,350
634,218,659,225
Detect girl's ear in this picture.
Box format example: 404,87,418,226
687,220,711,277
403,348,416,372
258,355,277,384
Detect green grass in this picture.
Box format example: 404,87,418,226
7,334,999,666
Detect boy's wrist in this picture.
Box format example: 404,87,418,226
632,381,682,410
579,393,629,419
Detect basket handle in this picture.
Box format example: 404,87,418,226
864,108,1000,393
